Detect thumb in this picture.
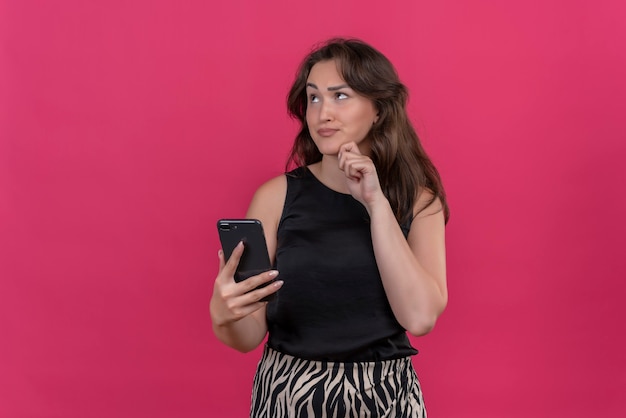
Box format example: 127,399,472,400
218,249,226,269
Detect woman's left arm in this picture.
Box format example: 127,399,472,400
369,195,447,336
338,142,447,336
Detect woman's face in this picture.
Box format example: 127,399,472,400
305,60,378,156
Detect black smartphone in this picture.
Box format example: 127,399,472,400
217,219,276,301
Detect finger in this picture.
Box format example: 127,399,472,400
348,161,368,178
339,155,356,179
223,241,244,274
338,146,362,171
250,279,284,301
339,141,362,156
240,278,284,305
238,270,280,293
343,157,372,180
218,249,226,270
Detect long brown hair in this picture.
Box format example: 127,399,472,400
286,38,449,224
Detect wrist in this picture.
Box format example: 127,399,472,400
365,195,393,219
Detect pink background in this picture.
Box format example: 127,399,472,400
2,0,625,417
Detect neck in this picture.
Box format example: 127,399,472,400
312,156,350,194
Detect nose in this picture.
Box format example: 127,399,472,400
319,99,334,122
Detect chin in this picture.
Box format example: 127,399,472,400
312,140,342,156
319,139,370,157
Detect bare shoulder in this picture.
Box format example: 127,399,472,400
249,174,287,208
413,188,444,220
246,174,287,228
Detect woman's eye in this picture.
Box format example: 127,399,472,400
336,92,348,100
309,95,319,103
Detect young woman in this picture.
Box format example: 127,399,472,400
210,38,449,417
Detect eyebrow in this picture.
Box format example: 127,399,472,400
306,82,350,91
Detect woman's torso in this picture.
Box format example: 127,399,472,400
266,166,417,361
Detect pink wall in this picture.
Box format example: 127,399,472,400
2,1,625,416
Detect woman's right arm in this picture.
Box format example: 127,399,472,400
209,175,287,352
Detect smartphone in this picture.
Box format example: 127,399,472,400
217,219,276,301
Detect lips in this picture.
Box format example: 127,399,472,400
317,128,339,137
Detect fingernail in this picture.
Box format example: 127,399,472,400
274,280,284,287
268,270,279,277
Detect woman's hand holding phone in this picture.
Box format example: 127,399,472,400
210,241,282,327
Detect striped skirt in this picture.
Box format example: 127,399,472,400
250,345,426,418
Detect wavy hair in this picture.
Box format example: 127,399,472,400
286,38,449,224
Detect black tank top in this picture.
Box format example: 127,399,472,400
266,166,418,361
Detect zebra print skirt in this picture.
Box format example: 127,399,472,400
250,345,426,417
